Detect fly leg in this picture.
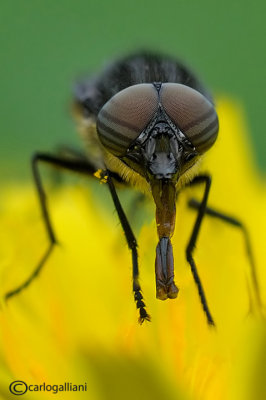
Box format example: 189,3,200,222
104,171,151,323
188,198,263,316
185,174,215,325
6,152,149,323
5,152,97,300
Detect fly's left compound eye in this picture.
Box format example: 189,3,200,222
96,84,158,156
160,83,219,153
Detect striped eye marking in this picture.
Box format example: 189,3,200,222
96,82,219,156
96,84,158,156
160,83,219,153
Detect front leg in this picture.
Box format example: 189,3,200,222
188,198,262,315
6,153,150,323
104,171,151,323
185,174,215,325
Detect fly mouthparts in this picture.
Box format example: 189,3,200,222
155,237,179,300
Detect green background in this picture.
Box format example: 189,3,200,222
1,0,265,181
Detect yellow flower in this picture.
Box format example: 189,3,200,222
0,99,265,400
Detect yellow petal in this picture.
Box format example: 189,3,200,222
0,99,265,399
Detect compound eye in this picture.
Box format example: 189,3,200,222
161,83,219,153
97,84,158,156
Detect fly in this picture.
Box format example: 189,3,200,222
6,52,262,325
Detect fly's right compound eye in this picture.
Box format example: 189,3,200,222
96,84,158,156
160,83,219,153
